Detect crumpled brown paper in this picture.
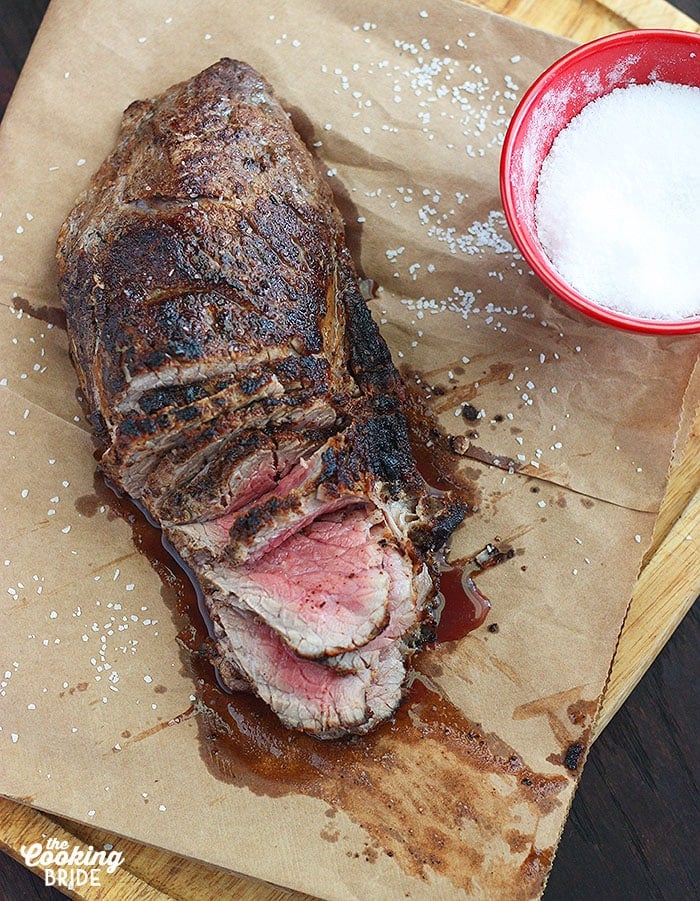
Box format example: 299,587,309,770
1,1,697,899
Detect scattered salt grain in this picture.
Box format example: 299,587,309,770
535,82,700,320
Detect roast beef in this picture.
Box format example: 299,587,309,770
56,58,468,738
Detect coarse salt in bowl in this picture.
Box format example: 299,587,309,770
500,29,700,335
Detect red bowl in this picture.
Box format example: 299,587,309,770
500,29,700,335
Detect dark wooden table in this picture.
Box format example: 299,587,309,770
1,1,698,899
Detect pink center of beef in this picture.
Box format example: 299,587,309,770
241,508,388,628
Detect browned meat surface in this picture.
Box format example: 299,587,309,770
56,58,467,738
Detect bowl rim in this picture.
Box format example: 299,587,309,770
500,28,700,336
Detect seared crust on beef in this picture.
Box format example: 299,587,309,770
57,59,353,442
57,59,468,738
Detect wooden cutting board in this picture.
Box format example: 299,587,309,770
1,0,698,897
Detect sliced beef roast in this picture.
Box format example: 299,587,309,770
56,58,468,738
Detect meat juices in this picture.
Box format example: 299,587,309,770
56,59,467,738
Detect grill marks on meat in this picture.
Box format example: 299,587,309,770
57,59,467,737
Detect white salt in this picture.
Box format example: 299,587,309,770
535,82,700,320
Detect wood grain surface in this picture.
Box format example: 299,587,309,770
1,0,698,899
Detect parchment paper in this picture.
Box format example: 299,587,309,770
1,1,698,899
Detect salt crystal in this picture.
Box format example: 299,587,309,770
536,82,700,320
